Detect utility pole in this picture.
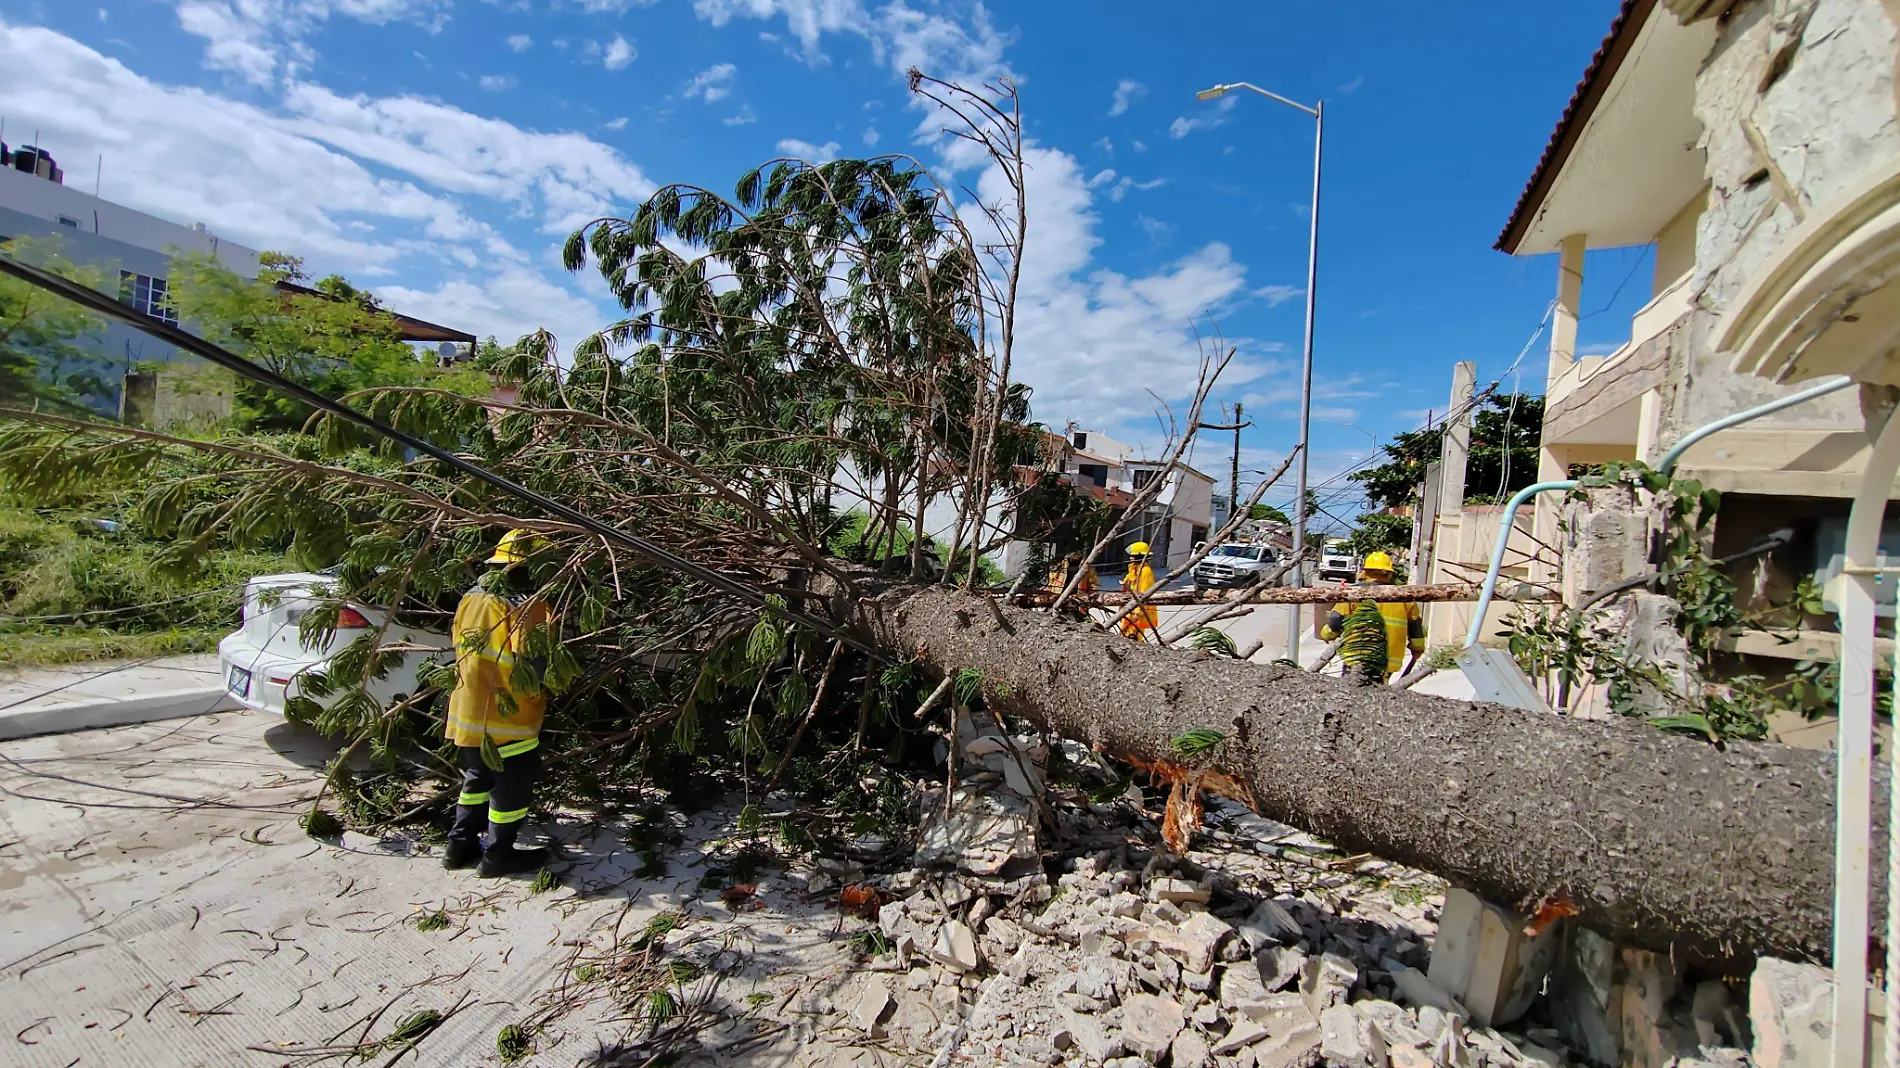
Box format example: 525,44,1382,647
1195,81,1323,664
1195,402,1252,533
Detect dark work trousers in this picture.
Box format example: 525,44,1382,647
449,742,540,850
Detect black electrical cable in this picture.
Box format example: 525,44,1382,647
0,254,879,658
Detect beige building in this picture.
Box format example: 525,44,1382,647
1467,0,1900,678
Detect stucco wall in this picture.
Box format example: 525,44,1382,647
1652,189,1706,293
1673,0,1900,438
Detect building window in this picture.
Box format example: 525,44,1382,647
56,215,79,229
1072,432,1088,450
1076,463,1108,487
120,271,178,325
1131,469,1157,491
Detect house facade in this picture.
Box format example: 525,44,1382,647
1485,0,1900,687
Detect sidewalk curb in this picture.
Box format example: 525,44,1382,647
0,686,242,741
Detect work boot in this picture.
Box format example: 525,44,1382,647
476,845,550,878
442,839,483,870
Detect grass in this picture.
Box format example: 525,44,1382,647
0,504,288,669
0,625,227,670
414,910,451,932
496,1024,532,1063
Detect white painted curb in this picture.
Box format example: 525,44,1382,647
0,686,242,741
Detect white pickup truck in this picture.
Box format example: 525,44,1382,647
1317,540,1360,583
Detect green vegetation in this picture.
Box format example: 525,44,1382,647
1350,394,1543,510
496,1023,532,1063
0,236,109,412
414,910,451,932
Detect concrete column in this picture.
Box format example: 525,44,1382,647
1635,388,1663,465
1549,233,1586,386
1531,447,1567,582
1428,888,1562,1029
1440,362,1475,516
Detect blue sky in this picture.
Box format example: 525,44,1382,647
0,0,1649,526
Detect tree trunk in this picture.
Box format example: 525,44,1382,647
862,583,1880,966
1032,582,1550,607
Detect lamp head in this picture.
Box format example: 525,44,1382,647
1195,85,1229,102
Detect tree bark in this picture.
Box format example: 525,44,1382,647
1025,582,1552,607
862,583,1881,966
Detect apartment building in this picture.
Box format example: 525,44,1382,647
1478,0,1900,679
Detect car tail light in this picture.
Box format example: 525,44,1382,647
336,607,371,629
268,675,293,686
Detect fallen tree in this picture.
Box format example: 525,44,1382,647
864,583,1879,965
1032,581,1555,607
0,73,1866,973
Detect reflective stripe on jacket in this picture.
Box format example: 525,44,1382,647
445,586,554,747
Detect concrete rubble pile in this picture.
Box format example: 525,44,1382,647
803,704,1772,1068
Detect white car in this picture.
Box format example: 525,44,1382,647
217,572,448,717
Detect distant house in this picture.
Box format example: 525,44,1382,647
1061,428,1215,572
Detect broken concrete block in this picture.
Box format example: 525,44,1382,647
1426,887,1560,1027
1153,911,1233,975
1172,1027,1213,1068
1152,877,1211,904
1247,992,1319,1036
1213,1018,1270,1055
1299,951,1356,1015
1252,1019,1323,1068
1259,945,1306,992
1319,1003,1369,1066
1121,992,1186,1061
1429,1013,1476,1068
1235,898,1304,952
1221,959,1270,1016
1109,892,1146,918
1616,944,1690,1068
1548,924,1619,1067
1751,955,1834,1068
852,976,894,1038
1384,957,1464,1015
928,920,979,972
1387,1043,1433,1068
1064,1010,1127,1063
1692,978,1745,1049
913,788,1037,875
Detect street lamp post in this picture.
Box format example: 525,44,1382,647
1196,81,1323,664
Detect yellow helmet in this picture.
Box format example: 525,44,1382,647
1128,541,1152,556
487,528,536,565
1362,551,1395,573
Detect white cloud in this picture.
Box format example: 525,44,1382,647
1107,78,1144,117
682,61,737,102
1106,175,1164,203
862,125,879,146
173,0,452,86
1136,215,1171,242
1169,115,1223,139
507,33,532,51
1339,74,1366,94
603,116,629,130
1255,284,1303,308
776,137,841,163
691,0,1010,90
601,33,635,70
381,265,608,351
1132,139,1147,152
479,74,516,91
578,0,659,10
0,19,650,363
722,106,758,126
955,146,1261,432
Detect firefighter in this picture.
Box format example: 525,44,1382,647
1045,551,1099,596
1318,551,1423,682
1119,541,1160,642
443,529,557,877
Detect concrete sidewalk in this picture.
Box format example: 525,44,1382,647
0,654,239,741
